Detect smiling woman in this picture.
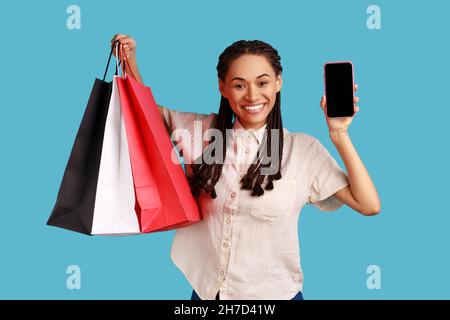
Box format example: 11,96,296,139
110,35,381,300
222,64,281,130
189,41,286,200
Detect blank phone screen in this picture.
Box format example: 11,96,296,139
324,63,354,117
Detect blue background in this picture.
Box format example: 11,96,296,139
1,0,449,299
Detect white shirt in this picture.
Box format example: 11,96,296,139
159,106,349,300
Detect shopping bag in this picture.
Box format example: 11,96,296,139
116,60,202,232
47,48,115,235
90,75,140,235
48,42,140,235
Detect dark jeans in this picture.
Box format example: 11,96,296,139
191,290,304,300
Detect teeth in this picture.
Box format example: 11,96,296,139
242,103,264,111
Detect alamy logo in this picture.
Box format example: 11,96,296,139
366,265,381,290
66,5,81,30
169,121,281,175
66,265,81,290
367,5,382,30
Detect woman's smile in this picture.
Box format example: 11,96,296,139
240,103,266,114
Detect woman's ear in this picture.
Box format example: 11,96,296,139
219,78,228,98
276,74,283,93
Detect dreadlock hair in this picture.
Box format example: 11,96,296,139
188,40,284,199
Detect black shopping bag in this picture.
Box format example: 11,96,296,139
47,45,118,234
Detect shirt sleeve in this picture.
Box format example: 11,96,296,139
158,105,214,136
306,140,349,212
157,105,217,167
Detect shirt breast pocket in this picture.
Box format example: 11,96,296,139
249,180,297,224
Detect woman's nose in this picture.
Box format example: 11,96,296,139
244,85,260,101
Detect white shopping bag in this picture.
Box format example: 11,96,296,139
91,75,140,235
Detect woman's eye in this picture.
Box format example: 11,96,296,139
234,84,244,89
259,82,268,86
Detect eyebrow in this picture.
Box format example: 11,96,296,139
231,73,271,82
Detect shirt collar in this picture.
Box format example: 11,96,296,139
232,117,268,144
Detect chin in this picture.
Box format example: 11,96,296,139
239,114,269,128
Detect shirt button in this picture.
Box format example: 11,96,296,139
244,149,249,154
230,192,236,199
247,135,252,139
223,243,228,248
226,219,231,224
220,270,224,276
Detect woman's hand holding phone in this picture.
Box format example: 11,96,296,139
320,61,360,138
319,83,360,138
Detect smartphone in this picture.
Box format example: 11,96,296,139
323,61,355,117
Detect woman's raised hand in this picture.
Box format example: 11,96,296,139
110,34,137,61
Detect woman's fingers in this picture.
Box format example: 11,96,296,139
111,34,129,50
354,96,360,112
354,84,358,91
110,34,132,58
320,95,326,110
111,34,128,43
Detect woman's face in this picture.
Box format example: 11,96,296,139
219,54,282,130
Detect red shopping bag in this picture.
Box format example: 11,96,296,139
117,61,201,233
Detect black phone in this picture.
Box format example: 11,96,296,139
323,61,355,117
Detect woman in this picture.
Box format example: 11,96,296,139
110,34,381,300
